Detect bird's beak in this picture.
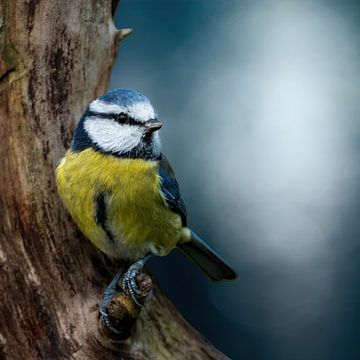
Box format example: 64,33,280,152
145,122,163,133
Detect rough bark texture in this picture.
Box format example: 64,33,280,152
0,1,229,359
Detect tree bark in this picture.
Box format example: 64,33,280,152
0,1,229,359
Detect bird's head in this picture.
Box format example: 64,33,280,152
72,89,162,160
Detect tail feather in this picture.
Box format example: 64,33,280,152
178,231,237,281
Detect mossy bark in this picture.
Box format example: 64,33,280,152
0,1,229,359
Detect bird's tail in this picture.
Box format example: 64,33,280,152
178,230,237,281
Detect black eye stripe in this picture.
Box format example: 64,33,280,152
86,110,144,126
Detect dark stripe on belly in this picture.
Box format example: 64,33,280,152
95,192,115,243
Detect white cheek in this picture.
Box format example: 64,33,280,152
84,117,143,154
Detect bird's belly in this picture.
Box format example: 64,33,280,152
56,149,183,261
106,173,183,259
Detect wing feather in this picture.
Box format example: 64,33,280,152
158,154,187,226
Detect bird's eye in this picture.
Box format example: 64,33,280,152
114,113,142,126
115,113,129,123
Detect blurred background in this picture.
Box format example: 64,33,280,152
112,1,360,359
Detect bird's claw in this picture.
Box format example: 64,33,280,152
122,258,151,307
100,311,124,336
100,268,123,314
99,257,152,337
99,268,123,334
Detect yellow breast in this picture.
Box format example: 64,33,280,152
56,148,183,260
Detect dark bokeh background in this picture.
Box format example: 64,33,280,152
111,1,360,359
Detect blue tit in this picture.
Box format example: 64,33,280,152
56,88,236,306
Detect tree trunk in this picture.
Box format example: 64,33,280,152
0,1,229,359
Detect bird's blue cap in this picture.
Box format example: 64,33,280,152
98,88,151,107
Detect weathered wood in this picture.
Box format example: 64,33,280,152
0,1,229,359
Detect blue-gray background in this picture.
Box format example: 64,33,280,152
111,1,360,359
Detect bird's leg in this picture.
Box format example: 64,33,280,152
99,260,153,339
122,254,153,306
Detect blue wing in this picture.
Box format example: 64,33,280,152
158,155,237,281
158,154,187,226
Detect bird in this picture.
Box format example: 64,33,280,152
56,88,236,317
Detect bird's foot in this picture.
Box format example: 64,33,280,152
122,255,153,307
99,259,153,339
99,268,124,337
